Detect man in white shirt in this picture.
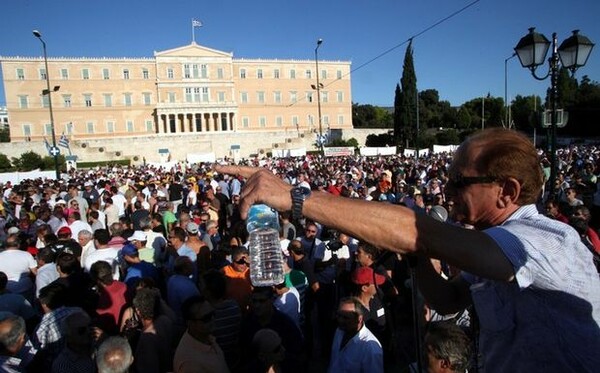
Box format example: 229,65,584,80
0,236,37,301
84,229,120,280
328,297,383,373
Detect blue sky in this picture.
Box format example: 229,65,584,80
1,0,598,107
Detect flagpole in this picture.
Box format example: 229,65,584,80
191,19,195,43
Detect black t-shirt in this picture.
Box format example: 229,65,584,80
169,182,184,201
47,239,83,258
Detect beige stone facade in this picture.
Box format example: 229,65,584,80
0,42,353,157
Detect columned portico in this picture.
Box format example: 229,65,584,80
156,110,236,135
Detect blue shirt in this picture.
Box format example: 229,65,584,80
463,204,600,372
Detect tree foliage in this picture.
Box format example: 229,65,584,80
366,132,395,147
395,40,417,148
0,153,12,172
12,151,44,171
352,104,392,128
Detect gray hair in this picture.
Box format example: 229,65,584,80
97,336,133,373
0,314,26,351
424,321,472,373
139,216,152,230
78,230,93,240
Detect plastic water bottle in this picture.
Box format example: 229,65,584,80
247,204,284,287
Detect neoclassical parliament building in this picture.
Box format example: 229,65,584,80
0,42,353,160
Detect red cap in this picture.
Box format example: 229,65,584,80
57,226,72,237
351,267,385,286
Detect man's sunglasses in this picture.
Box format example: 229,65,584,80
234,258,249,265
447,173,498,189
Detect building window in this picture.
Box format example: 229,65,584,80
82,69,90,80
257,69,263,79
192,64,199,78
66,122,74,134
292,116,299,127
142,68,149,79
168,92,176,103
202,87,209,102
194,88,201,102
337,70,343,79
308,115,314,126
143,93,151,105
240,69,246,79
217,68,224,79
61,68,69,79
126,120,134,132
289,69,296,79
45,123,52,135
338,115,344,125
274,91,281,103
306,92,313,103
106,121,115,133
305,70,312,79
124,93,132,106
337,91,343,103
39,68,47,80
23,124,31,137
16,68,25,80
274,69,280,79
86,122,94,134
63,95,71,108
201,64,208,78
322,91,329,103
185,88,193,103
290,91,297,103
84,94,92,107
218,92,225,102
240,92,248,103
146,120,154,132
18,95,28,109
184,64,191,79
42,95,49,108
321,69,327,79
276,116,283,127
259,116,266,127
123,69,130,80
103,94,112,107
324,115,330,125
167,68,174,79
242,117,249,128
257,91,265,103
102,68,110,80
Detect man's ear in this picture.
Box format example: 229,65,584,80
498,177,520,208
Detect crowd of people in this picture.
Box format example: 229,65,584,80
0,130,599,372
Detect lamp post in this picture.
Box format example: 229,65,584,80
314,38,324,155
504,53,516,128
514,28,594,198
33,29,61,180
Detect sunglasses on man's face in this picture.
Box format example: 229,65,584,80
446,173,498,190
234,258,249,265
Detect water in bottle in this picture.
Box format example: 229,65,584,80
247,204,284,287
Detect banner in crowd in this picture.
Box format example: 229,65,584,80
186,153,217,164
324,147,355,157
359,147,397,156
432,144,459,154
0,170,57,184
403,148,430,157
272,148,307,158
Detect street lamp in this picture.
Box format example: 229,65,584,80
504,53,516,128
33,29,61,180
514,27,594,197
314,38,324,155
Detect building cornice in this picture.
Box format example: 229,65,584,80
0,56,154,62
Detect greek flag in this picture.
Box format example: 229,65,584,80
58,133,70,149
192,19,202,28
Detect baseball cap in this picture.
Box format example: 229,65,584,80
84,181,93,187
128,230,147,242
57,226,72,237
7,227,20,235
121,243,138,257
186,222,199,235
351,267,385,286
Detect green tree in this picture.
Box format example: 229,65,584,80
435,129,460,145
395,40,417,148
0,153,12,171
0,129,10,143
456,106,472,129
553,67,578,109
42,155,66,172
511,95,542,131
12,151,44,171
352,104,392,128
366,132,394,147
393,84,402,144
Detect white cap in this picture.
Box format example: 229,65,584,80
127,230,147,242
